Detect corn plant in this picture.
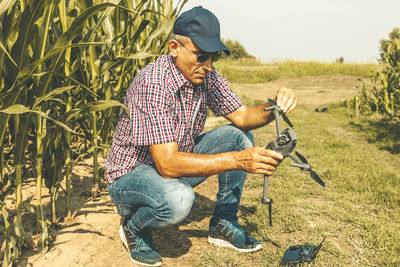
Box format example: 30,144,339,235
351,28,400,119
0,0,188,264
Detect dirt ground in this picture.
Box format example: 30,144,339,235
231,74,363,107
8,75,361,266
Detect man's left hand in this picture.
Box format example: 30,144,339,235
275,87,297,114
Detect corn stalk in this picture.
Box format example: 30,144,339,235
1,201,18,267
33,0,55,251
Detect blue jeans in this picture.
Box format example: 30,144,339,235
108,124,254,236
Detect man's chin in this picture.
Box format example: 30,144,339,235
191,77,206,86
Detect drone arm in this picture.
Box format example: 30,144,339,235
289,152,327,188
288,152,303,164
288,152,311,170
264,99,295,137
273,108,283,136
264,105,283,136
290,163,309,169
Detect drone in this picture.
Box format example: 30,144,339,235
262,98,326,226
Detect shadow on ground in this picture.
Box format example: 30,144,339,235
153,192,215,258
348,118,400,154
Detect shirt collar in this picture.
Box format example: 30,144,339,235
168,53,189,92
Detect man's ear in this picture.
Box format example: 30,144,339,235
169,39,179,58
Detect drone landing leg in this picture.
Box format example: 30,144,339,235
262,174,273,226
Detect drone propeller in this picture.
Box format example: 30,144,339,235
289,151,327,188
281,112,294,129
310,169,326,188
294,151,309,164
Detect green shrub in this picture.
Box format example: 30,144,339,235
221,39,254,60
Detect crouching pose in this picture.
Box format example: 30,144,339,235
105,6,297,266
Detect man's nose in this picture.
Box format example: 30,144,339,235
202,57,213,72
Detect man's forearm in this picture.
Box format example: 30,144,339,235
226,103,275,131
151,142,283,178
226,87,297,131
155,150,240,178
241,103,275,131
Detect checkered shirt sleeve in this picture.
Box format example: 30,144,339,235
130,82,176,146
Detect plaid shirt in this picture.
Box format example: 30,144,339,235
105,54,243,183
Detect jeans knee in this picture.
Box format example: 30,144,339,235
229,125,254,150
156,181,195,226
243,130,254,148
171,184,195,224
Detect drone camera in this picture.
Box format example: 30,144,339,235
278,134,290,145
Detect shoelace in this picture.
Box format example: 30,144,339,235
128,232,154,253
124,223,154,248
133,238,151,252
127,232,137,246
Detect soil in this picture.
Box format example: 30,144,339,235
3,75,361,266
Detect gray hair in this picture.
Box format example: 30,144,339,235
170,33,189,43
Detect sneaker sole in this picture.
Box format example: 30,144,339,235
119,225,162,266
208,236,262,253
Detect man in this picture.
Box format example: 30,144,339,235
105,6,297,266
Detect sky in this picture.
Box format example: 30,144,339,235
180,0,400,63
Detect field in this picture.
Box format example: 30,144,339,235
1,1,399,266
9,70,400,266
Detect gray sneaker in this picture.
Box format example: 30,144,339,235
208,218,262,252
119,219,162,266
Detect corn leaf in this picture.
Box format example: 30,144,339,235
0,0,17,17
120,52,159,60
22,201,36,213
87,100,129,116
0,41,17,67
0,105,76,133
15,42,115,87
33,86,76,109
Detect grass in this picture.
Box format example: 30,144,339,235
197,102,400,266
214,58,380,83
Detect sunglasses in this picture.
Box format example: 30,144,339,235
176,40,221,63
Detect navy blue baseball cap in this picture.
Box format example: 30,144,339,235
173,6,230,55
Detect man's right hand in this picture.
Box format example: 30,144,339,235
235,147,283,176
